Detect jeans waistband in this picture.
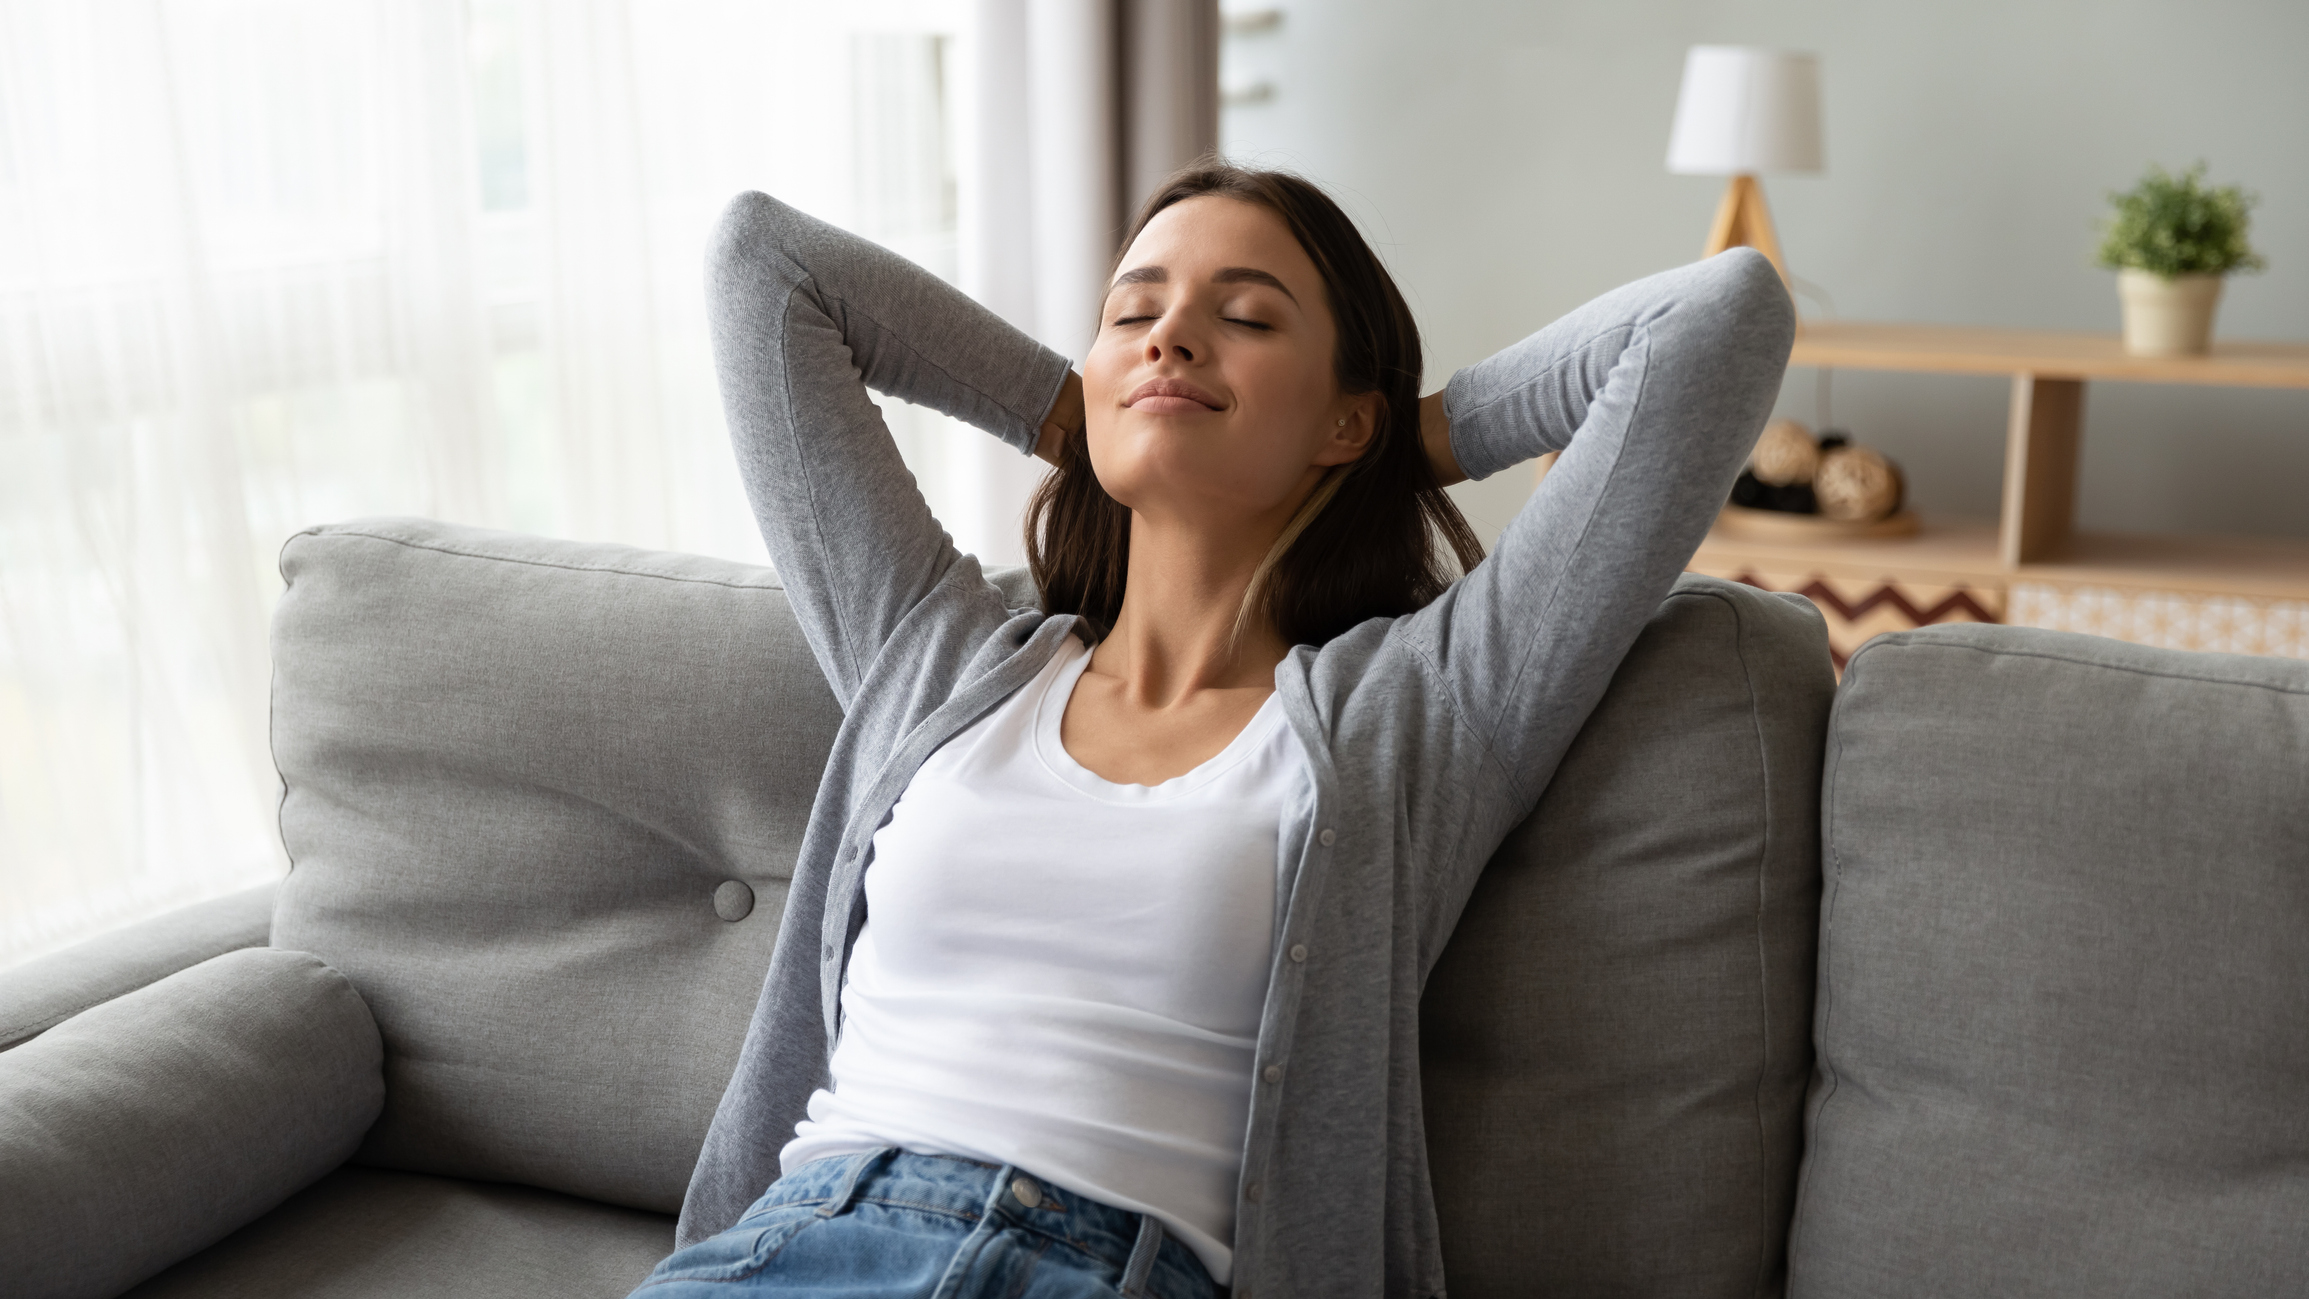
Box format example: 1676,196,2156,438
766,1149,1213,1299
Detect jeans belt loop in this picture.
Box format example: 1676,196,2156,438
1119,1212,1165,1297
818,1146,895,1219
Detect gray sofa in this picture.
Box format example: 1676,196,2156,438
1,517,2301,1298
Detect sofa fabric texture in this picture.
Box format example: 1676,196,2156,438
1790,625,2309,1296
1423,581,1833,1299
0,946,383,1299
0,881,276,1053
123,1167,673,1299
268,519,843,1216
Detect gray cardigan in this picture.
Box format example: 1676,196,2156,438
678,191,1795,1298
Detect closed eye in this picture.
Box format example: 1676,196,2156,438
1112,314,1155,326
1224,317,1273,330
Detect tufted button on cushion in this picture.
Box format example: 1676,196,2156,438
713,881,755,922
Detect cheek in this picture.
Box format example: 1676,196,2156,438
1227,349,1336,434
1080,330,1132,413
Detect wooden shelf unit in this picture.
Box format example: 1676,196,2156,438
1689,321,2309,665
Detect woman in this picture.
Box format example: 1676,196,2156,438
637,164,1792,1299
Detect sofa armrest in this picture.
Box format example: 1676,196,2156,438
0,946,384,1299
0,882,277,1052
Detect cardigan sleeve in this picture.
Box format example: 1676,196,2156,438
705,191,1073,708
1398,248,1794,817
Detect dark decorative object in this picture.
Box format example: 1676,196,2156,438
1731,472,1817,513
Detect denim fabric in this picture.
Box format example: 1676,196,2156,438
632,1150,1217,1299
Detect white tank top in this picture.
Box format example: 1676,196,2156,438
781,633,1304,1284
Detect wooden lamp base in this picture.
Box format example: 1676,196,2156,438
1704,173,1790,284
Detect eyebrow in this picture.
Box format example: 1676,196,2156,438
1107,265,1299,304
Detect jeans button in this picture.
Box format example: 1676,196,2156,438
1011,1175,1043,1209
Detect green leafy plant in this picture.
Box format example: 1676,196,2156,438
2096,163,2266,278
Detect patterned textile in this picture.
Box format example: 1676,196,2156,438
1691,564,2004,670
2007,584,2309,660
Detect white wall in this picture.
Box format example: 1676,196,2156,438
1219,0,2309,547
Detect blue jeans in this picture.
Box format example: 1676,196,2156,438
630,1149,1219,1299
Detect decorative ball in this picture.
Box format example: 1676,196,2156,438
1749,419,1819,486
1814,445,1905,522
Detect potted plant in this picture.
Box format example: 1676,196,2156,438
2096,163,2266,357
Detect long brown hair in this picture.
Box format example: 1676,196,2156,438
1025,162,1485,649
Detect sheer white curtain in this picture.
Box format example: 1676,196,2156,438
0,0,989,966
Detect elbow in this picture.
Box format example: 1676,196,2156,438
1701,246,1797,363
708,190,803,286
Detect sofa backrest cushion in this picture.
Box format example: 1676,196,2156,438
1789,625,2309,1296
1422,576,1836,1299
270,519,841,1215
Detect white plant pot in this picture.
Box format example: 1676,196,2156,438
2116,268,2224,357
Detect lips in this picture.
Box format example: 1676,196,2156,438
1124,377,1225,412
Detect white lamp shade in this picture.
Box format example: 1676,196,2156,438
1665,46,1822,175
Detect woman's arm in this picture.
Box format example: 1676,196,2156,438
706,192,1073,707
1419,390,1467,486
1036,370,1087,466
1399,248,1794,815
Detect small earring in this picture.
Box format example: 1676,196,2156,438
1335,418,1347,427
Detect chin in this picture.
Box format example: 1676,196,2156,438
1089,414,1298,516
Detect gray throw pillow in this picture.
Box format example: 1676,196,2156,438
1790,624,2309,1297
1423,575,1835,1299
269,519,840,1215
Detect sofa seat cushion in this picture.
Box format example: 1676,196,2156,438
124,1167,674,1299
1791,625,2309,1297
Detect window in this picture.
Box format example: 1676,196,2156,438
0,0,972,966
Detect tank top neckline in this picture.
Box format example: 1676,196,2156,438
1031,635,1287,804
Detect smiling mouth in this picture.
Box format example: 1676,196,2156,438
1125,379,1224,412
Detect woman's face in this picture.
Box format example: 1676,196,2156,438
1081,196,1374,534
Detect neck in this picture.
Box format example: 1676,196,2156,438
1091,508,1294,707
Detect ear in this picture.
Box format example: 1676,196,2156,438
1310,393,1384,468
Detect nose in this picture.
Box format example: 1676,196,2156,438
1144,313,1197,364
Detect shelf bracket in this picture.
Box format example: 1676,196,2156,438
2000,374,2084,566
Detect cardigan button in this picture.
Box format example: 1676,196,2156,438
1318,827,1336,847
1245,1181,1263,1203
1288,944,1307,963
1262,1064,1283,1084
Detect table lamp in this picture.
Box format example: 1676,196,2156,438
1666,46,1822,284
